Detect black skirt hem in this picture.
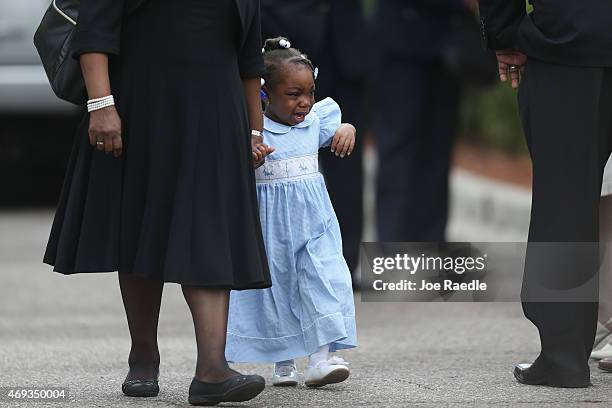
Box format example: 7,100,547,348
43,259,272,291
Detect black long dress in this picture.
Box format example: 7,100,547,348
43,0,272,289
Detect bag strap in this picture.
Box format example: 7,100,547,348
52,0,77,25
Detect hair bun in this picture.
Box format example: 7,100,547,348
263,37,292,53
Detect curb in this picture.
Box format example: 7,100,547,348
449,169,531,242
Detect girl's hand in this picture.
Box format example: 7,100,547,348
330,123,356,158
252,134,275,168
88,105,123,157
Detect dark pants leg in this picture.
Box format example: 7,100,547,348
316,48,365,273
375,59,460,242
519,59,612,385
319,80,364,273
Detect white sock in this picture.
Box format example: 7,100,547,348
275,359,295,369
308,344,330,367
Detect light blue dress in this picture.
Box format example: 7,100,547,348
226,98,357,363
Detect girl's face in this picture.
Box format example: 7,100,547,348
265,65,315,126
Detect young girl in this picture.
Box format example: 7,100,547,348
226,37,358,387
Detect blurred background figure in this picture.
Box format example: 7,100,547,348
592,158,612,368
372,0,481,243
260,0,371,276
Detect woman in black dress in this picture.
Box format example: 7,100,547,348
43,0,272,404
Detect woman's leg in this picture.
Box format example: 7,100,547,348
181,286,235,382
119,273,164,380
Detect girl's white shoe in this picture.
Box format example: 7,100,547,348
272,363,299,386
304,357,350,388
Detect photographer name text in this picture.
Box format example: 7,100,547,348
372,279,487,291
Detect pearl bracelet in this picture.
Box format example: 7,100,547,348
87,95,115,112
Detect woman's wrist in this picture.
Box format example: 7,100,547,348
89,104,117,117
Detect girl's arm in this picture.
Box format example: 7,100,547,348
81,53,122,157
243,78,273,167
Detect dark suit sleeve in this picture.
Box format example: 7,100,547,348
72,0,126,59
410,0,468,13
331,0,370,80
479,0,526,50
238,0,266,79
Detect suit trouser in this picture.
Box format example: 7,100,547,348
316,51,365,274
375,59,461,242
519,58,612,384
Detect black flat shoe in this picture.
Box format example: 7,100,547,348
122,378,159,397
188,374,265,406
122,368,160,397
514,362,590,388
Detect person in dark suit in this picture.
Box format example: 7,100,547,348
260,0,369,277
373,0,477,243
480,0,612,388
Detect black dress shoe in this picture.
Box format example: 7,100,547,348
514,363,548,385
188,374,265,406
122,369,160,397
514,361,590,388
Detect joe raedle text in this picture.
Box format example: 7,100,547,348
372,279,487,292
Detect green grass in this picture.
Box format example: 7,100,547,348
459,84,527,154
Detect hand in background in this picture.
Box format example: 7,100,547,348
331,123,356,158
465,0,478,13
496,51,528,89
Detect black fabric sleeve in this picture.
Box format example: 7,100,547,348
238,0,266,79
72,0,126,59
410,0,468,13
479,0,527,50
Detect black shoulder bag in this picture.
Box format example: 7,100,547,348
33,0,148,106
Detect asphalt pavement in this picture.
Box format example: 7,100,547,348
2,209,612,407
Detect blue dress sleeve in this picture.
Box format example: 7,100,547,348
313,97,342,148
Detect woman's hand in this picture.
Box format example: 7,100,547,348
80,53,122,157
88,105,123,157
496,51,528,89
251,134,274,168
331,123,356,158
